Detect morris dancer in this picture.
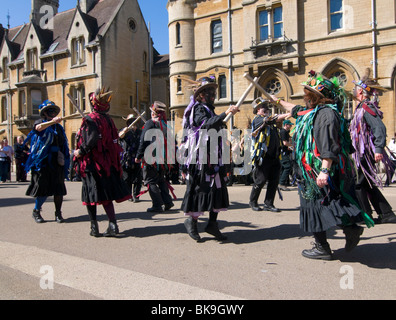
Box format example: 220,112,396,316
249,97,289,212
180,76,239,241
120,114,143,202
349,69,396,224
135,101,175,213
25,100,70,223
74,88,131,237
271,71,374,260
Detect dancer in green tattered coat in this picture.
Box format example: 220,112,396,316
270,71,374,260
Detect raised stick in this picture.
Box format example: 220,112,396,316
119,111,146,138
223,74,258,123
244,73,274,101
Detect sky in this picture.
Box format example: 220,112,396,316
0,0,170,54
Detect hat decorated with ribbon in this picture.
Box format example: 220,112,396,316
89,87,113,112
252,97,272,114
192,76,218,100
353,68,386,95
150,101,167,114
302,70,347,101
39,100,60,118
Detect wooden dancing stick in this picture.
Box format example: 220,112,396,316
223,74,258,123
38,111,89,130
243,73,274,102
67,94,87,119
119,111,146,138
133,107,147,123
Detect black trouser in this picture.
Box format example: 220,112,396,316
355,165,393,218
123,165,142,198
249,158,280,206
143,164,173,208
279,153,292,185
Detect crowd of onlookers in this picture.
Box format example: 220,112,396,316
0,136,29,183
1,133,396,186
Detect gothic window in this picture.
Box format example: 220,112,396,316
330,70,347,87
329,0,343,31
211,20,222,53
265,78,282,95
329,70,351,119
71,37,85,66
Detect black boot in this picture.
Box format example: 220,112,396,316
205,221,227,241
343,225,364,252
249,201,262,211
302,242,333,260
90,220,100,237
249,186,262,211
184,216,201,241
55,211,65,223
103,221,119,237
378,212,396,224
32,209,45,223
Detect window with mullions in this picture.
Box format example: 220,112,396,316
259,6,283,42
211,20,223,53
330,0,343,31
71,37,85,66
70,86,86,113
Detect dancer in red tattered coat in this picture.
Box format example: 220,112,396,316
74,88,131,237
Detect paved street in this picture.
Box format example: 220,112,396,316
1,177,396,301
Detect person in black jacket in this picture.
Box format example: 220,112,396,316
349,71,396,224
14,136,29,182
279,120,294,190
24,100,70,223
270,72,374,260
249,98,289,212
120,114,143,202
135,101,174,213
180,76,239,241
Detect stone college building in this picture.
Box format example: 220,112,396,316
167,0,396,139
0,0,169,149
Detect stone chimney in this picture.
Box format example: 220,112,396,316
30,0,59,25
79,0,98,13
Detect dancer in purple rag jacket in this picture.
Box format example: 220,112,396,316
180,77,239,241
349,68,396,224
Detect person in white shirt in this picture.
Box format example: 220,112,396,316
386,135,396,185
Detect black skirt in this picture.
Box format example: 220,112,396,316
26,152,67,197
81,166,131,205
298,180,363,233
181,164,229,215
